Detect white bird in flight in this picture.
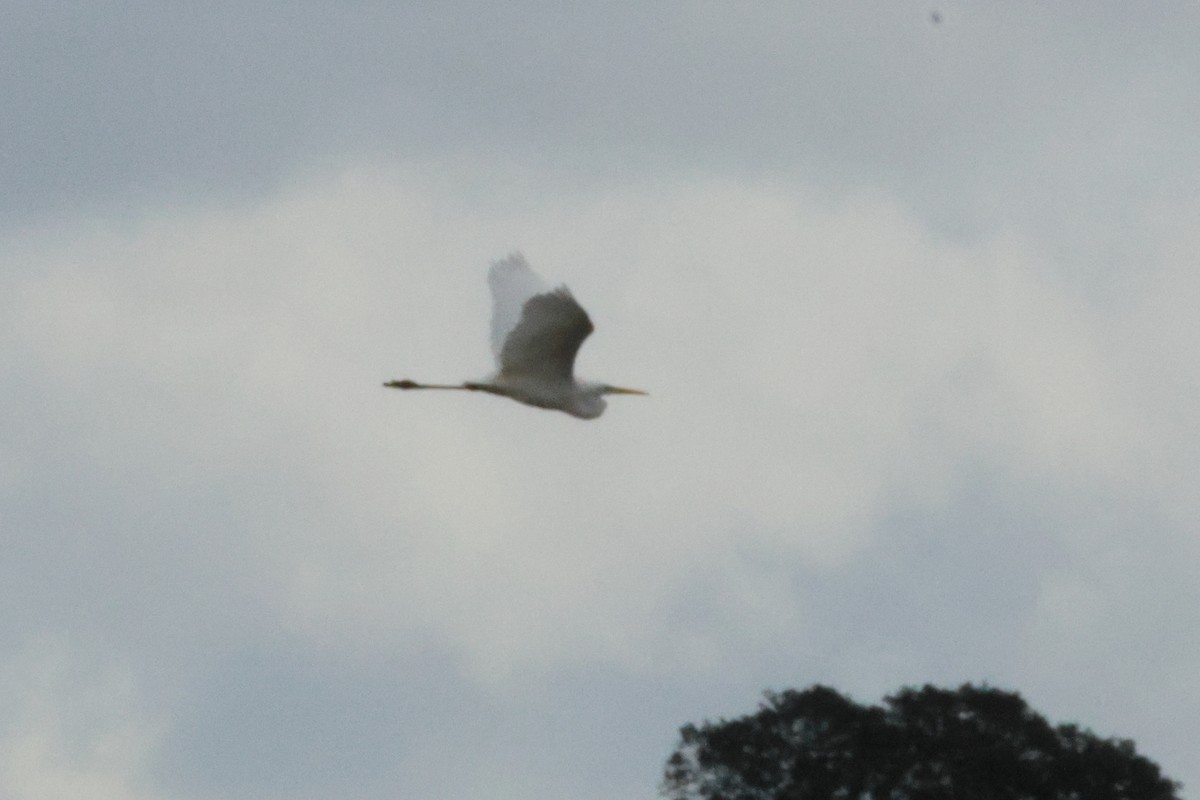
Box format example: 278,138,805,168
385,253,647,419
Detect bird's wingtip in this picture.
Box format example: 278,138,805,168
491,251,528,269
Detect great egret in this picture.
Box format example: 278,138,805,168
384,253,647,419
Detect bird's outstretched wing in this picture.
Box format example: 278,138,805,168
498,287,594,383
488,253,549,362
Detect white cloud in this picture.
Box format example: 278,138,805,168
9,166,1181,697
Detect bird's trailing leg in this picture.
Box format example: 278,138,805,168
383,380,507,395
383,380,471,390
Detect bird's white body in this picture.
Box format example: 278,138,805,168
385,253,645,419
481,373,610,420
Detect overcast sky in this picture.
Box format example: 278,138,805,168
4,2,1200,798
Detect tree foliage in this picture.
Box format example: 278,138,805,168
662,684,1180,800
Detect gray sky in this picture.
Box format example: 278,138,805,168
4,3,1199,797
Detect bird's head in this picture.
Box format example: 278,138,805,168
564,383,643,422
564,383,648,420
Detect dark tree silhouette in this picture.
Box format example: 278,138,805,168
662,684,1180,800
